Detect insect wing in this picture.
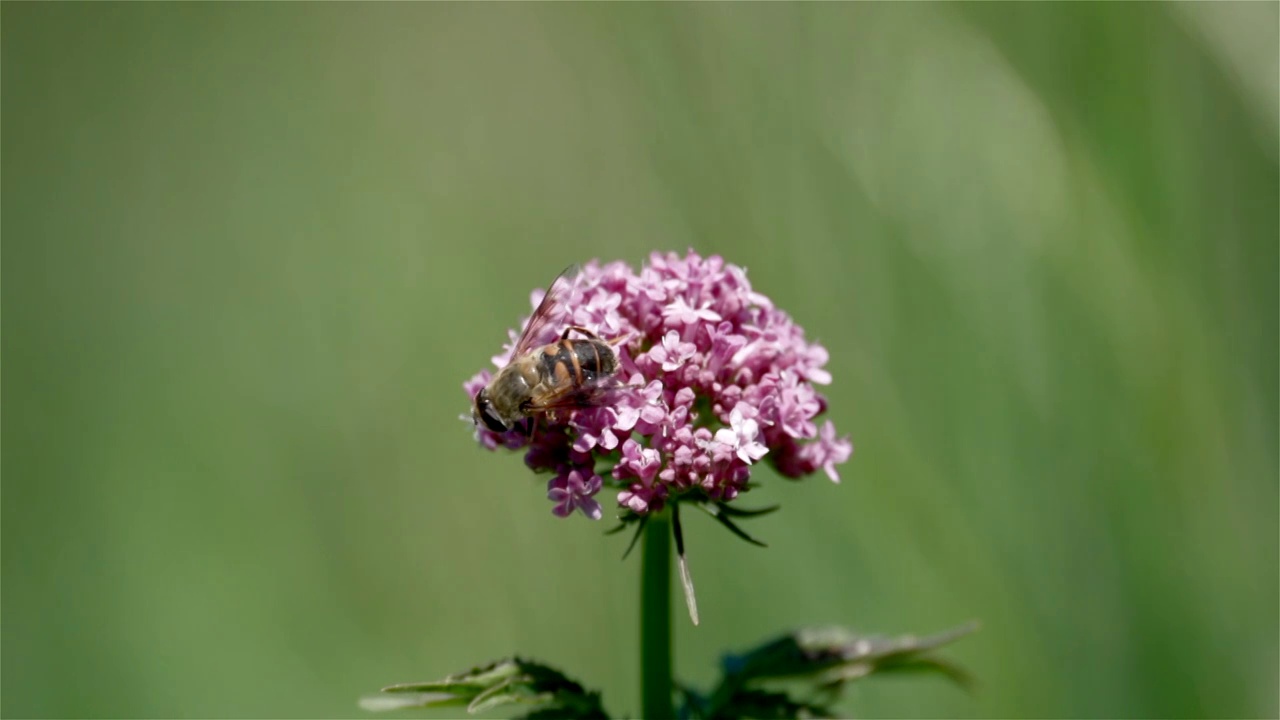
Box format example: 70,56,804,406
511,264,581,359
524,374,622,414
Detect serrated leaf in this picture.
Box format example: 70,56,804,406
711,688,835,720
846,655,974,690
705,622,979,718
382,658,523,693
675,682,710,719
467,677,534,713
797,621,979,656
358,692,458,712
520,706,609,720
363,657,609,718
728,621,979,683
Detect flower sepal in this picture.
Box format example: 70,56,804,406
606,492,780,558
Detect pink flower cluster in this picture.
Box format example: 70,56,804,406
464,251,852,520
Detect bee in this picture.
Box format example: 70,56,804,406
473,265,623,434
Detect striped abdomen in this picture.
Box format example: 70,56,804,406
538,338,618,387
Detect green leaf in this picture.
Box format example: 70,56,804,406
702,622,979,718
360,657,609,718
711,688,835,720
675,682,710,719
379,657,522,694
841,655,973,689
725,622,979,684
357,692,460,712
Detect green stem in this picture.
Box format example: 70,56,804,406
641,513,673,720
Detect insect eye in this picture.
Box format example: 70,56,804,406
480,409,508,433
474,391,509,433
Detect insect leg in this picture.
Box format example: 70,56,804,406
561,326,602,340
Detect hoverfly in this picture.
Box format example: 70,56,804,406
472,265,624,434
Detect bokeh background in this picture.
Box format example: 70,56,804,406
3,4,1276,718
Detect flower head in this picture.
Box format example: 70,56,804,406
465,250,852,519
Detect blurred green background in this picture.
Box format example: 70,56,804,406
3,4,1276,718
